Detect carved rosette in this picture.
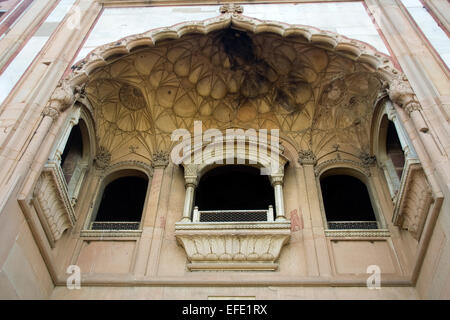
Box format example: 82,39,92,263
393,161,433,240
33,162,76,247
175,223,291,271
220,4,244,15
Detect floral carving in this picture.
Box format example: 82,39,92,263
220,4,243,14
95,146,111,169
152,151,169,168
298,150,317,165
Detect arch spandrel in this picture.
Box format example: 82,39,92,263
51,14,420,166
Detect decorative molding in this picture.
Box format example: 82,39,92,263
102,160,154,178
314,157,371,177
175,222,290,271
325,229,390,238
32,162,76,247
80,229,142,238
393,161,432,240
175,221,291,230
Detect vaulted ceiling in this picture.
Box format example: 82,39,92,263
73,17,396,164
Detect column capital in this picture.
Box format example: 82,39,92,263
298,150,317,166
152,151,169,169
42,106,60,121
270,175,284,186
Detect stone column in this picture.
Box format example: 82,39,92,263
387,77,449,194
181,164,198,222
366,0,449,195
50,106,81,164
386,101,417,160
270,167,287,221
13,84,76,202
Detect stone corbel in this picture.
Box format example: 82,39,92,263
392,161,433,240
46,82,76,115
387,76,429,133
32,161,76,248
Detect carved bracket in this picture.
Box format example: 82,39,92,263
393,161,433,240
32,162,76,247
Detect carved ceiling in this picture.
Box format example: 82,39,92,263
70,15,399,164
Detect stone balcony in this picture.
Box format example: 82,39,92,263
175,207,291,271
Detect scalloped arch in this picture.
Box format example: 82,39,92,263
67,13,401,88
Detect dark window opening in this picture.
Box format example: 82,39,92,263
195,165,275,219
60,125,83,184
95,176,148,224
386,121,405,179
320,175,377,229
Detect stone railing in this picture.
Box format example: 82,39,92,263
192,206,274,223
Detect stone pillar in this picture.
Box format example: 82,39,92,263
298,150,332,276
146,154,173,276
386,101,417,160
50,106,81,164
134,151,168,276
13,84,76,202
366,0,449,196
181,164,198,222
270,165,287,221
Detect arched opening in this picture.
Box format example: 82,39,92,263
60,124,83,184
194,165,276,222
92,173,149,230
386,120,405,179
320,174,378,229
